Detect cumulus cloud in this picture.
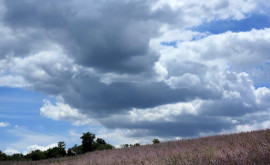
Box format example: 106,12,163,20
25,143,57,154
40,99,96,126
4,148,19,155
1,0,270,142
152,0,256,21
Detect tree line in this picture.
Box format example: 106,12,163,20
0,132,114,161
0,131,160,162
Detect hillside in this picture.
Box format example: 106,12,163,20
2,129,270,165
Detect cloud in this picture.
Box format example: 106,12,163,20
25,143,57,154
1,0,270,142
155,28,270,87
4,148,19,155
152,0,256,21
0,122,10,127
40,99,96,126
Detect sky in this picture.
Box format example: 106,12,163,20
1,0,270,155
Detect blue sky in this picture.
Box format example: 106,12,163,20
1,0,270,155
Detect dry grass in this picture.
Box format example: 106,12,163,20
2,129,270,165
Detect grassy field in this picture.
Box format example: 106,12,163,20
2,129,270,165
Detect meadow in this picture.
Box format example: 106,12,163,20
2,129,270,165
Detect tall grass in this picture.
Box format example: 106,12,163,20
2,129,270,165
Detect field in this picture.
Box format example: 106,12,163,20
2,129,270,165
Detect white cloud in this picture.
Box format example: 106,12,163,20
128,100,200,122
0,44,81,88
152,0,257,25
155,28,270,89
4,148,20,155
0,122,10,127
24,143,57,155
0,75,29,87
165,73,201,89
40,100,96,126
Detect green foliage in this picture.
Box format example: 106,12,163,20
57,141,66,157
0,132,115,162
152,138,160,144
81,132,96,153
0,150,8,161
96,144,115,150
26,150,47,161
134,143,140,147
8,153,25,161
67,145,83,156
121,143,140,148
96,138,106,145
47,142,66,159
93,138,114,151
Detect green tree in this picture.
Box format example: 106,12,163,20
134,143,140,147
26,150,46,161
57,141,66,157
67,145,83,156
152,138,160,144
81,132,96,153
47,141,66,158
93,138,115,151
8,153,25,161
96,138,106,145
121,144,130,148
0,150,8,161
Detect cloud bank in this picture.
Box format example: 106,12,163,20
1,0,270,142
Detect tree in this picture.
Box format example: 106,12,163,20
94,138,114,150
67,145,83,156
81,132,96,153
96,138,106,145
95,143,114,150
8,153,25,161
0,150,8,161
152,138,160,144
57,141,66,157
26,150,46,161
133,143,140,147
47,141,66,158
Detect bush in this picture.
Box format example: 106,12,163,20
26,150,47,161
67,145,83,156
47,142,66,158
152,138,160,144
0,150,8,161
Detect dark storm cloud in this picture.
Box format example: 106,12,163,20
101,114,232,137
2,0,179,73
33,72,221,116
2,0,222,116
199,99,255,117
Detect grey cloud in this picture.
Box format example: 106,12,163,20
101,114,233,138
57,77,221,116
199,99,255,117
1,0,270,140
2,0,172,74
95,71,270,138
3,0,70,28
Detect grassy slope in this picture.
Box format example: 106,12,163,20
2,129,270,165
